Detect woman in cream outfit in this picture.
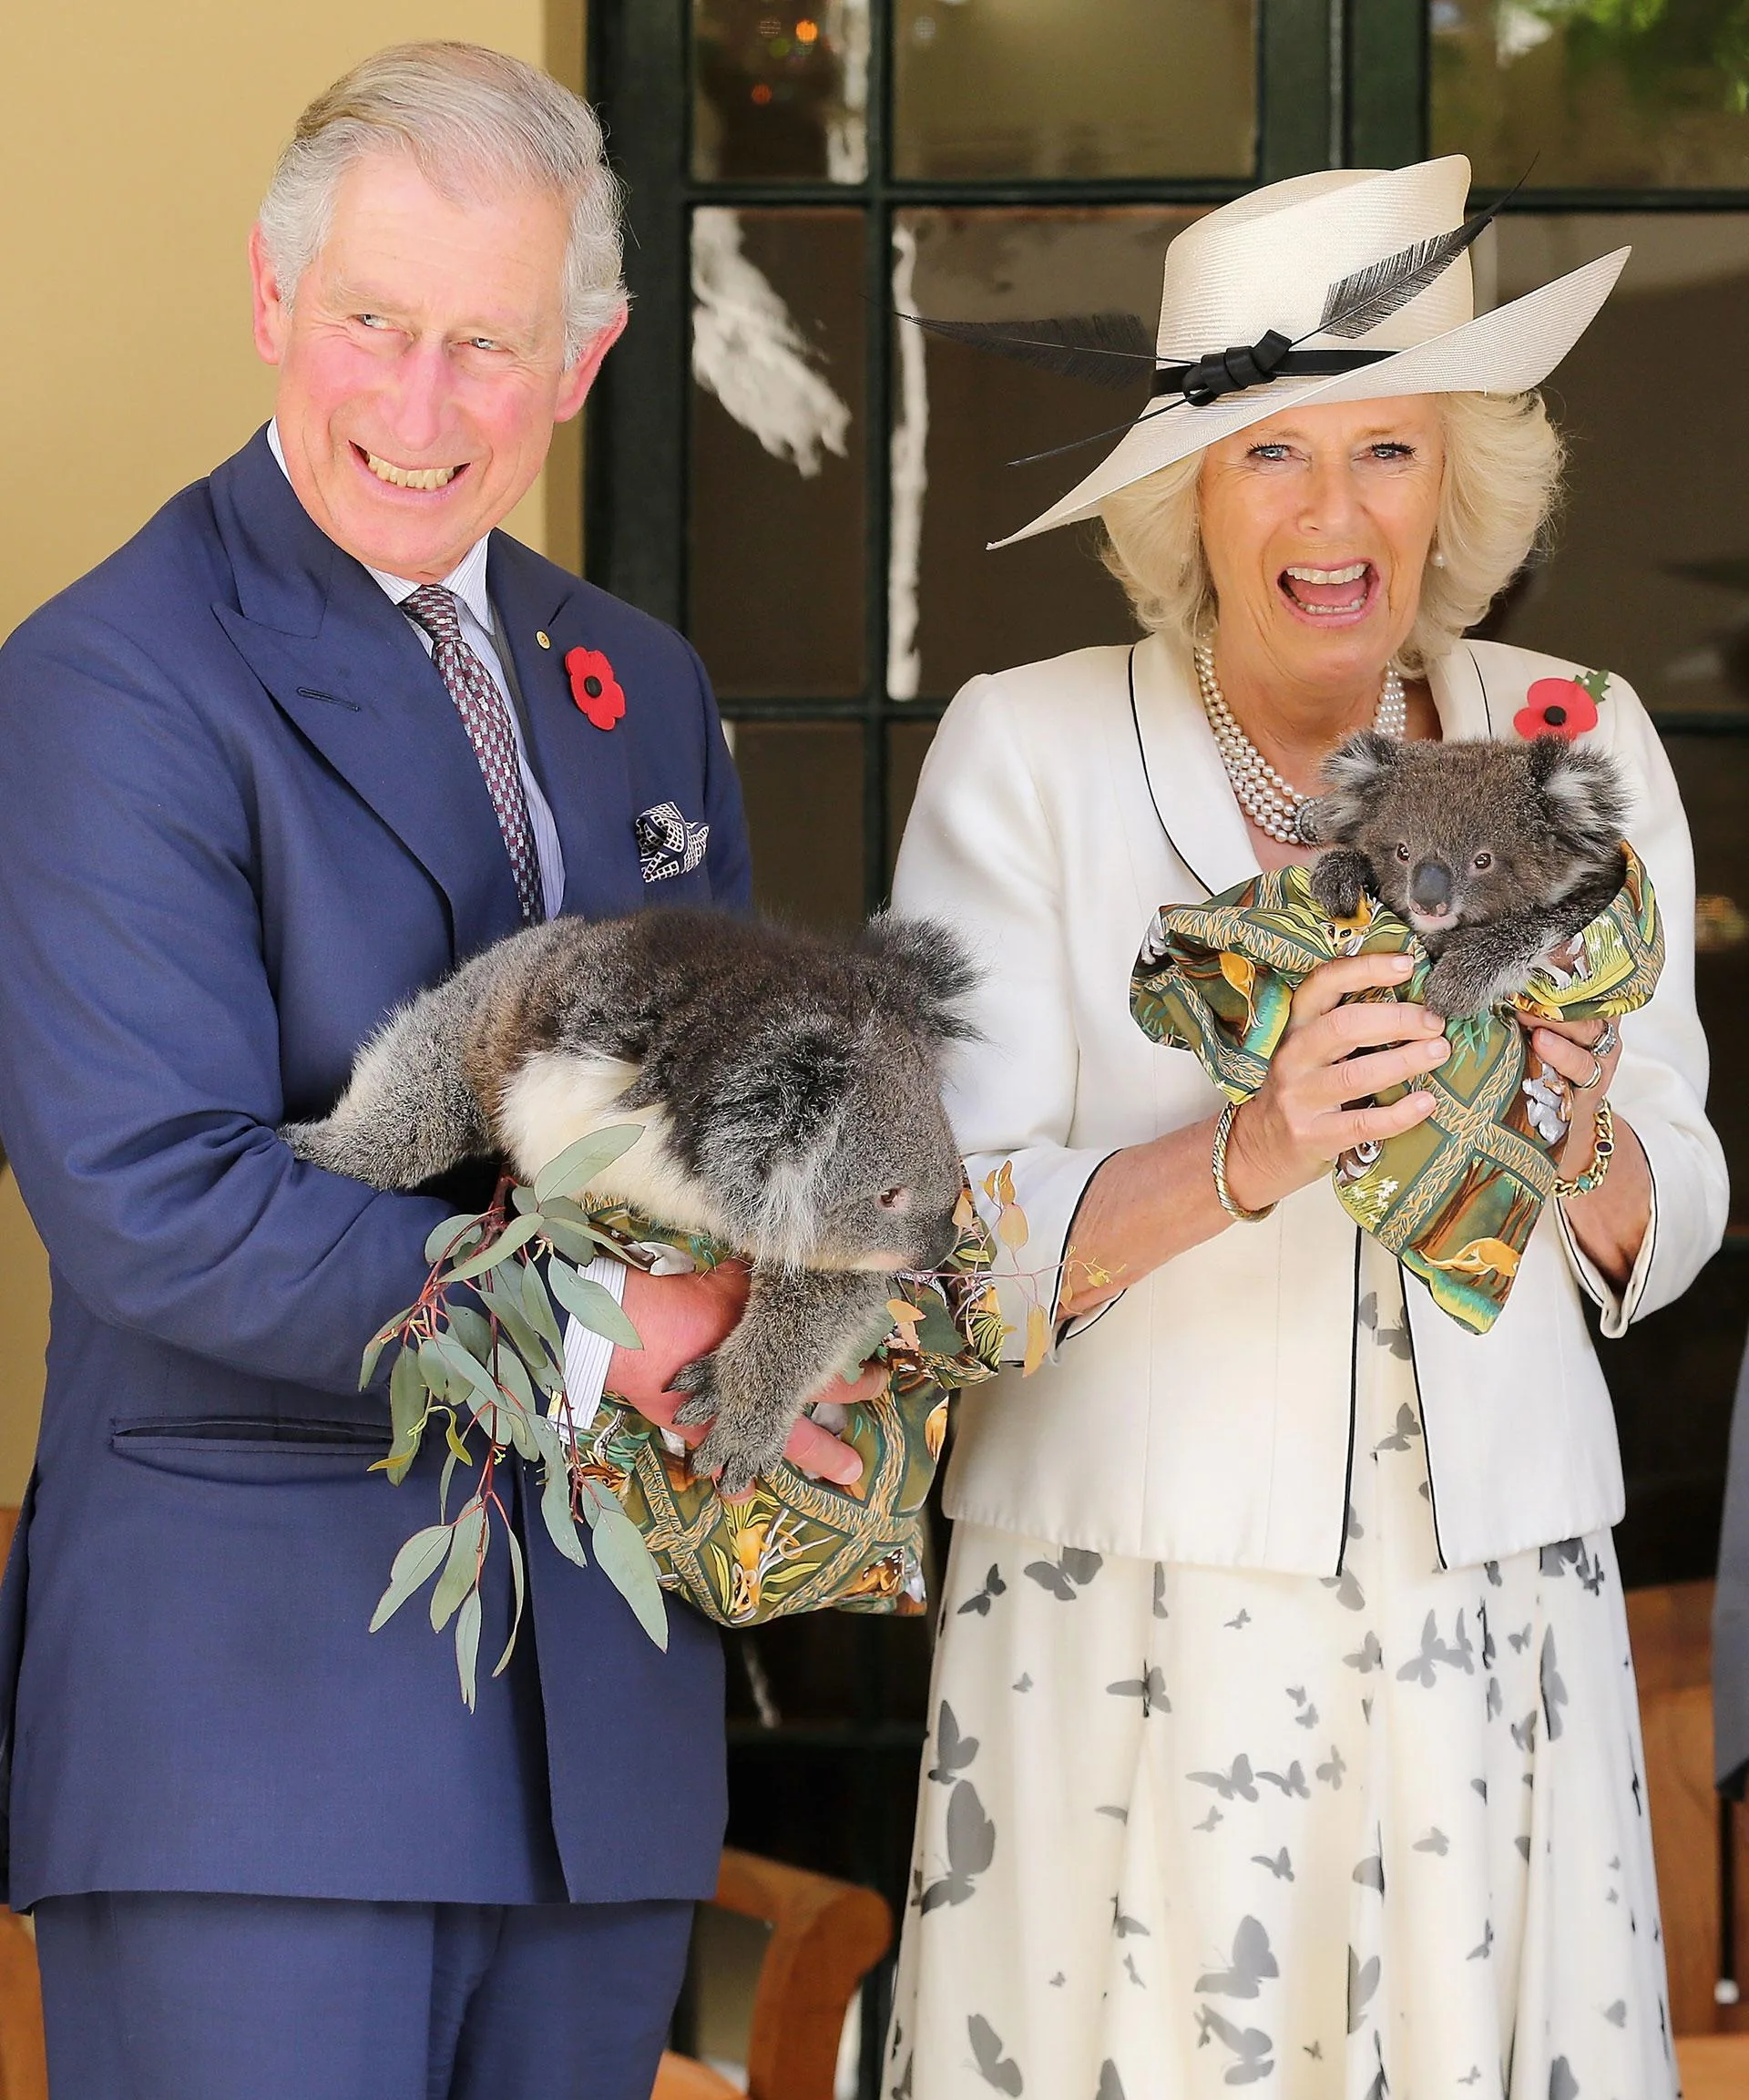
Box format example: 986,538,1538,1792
885,159,1726,2099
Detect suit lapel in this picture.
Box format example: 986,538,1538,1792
1129,630,1259,900
210,432,525,958
487,538,646,920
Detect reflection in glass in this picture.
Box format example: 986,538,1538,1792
891,209,1195,702
1431,0,1749,188
894,0,1256,180
693,0,869,181
1656,740,1749,1224
690,210,865,700
1480,215,1749,719
731,722,864,929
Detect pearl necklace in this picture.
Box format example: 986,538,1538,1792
1194,641,1407,845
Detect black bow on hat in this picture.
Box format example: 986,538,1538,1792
902,176,1523,466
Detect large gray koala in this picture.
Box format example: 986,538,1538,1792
282,908,977,1493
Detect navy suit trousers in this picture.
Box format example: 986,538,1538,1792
35,1890,694,2100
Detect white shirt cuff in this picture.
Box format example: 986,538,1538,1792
557,1255,629,1436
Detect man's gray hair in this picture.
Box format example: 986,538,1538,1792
259,42,625,365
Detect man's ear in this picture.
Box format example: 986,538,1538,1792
249,223,291,367
554,303,629,423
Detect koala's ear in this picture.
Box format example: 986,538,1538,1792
1526,736,1630,856
1304,729,1402,843
857,912,982,1041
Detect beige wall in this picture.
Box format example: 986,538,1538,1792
0,3,585,1502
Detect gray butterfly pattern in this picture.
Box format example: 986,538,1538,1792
885,1253,1675,2096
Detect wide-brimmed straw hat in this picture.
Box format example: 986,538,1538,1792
968,157,1627,548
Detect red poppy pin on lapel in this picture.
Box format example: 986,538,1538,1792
1515,668,1609,741
565,646,626,731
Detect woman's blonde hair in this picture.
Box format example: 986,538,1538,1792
1098,391,1565,676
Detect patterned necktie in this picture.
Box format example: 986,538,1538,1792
401,583,544,925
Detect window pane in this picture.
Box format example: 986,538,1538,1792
1431,0,1749,188
891,208,1194,702
894,0,1256,180
1661,736,1749,1224
1479,215,1749,720
692,0,868,181
731,721,865,927
690,210,865,700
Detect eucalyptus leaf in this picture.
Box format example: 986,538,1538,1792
520,1263,564,1355
455,1585,482,1711
368,1524,451,1633
384,1347,428,1485
476,1275,551,1375
540,1462,588,1568
493,1523,527,1680
533,1124,644,1207
416,1338,455,1402
424,1212,487,1265
445,1305,494,1365
542,1195,625,1239
494,1348,538,1417
432,1337,500,1413
443,1213,544,1285
548,1262,642,1350
584,1485,670,1651
511,1183,539,1215
430,1503,486,1632
438,1446,460,1523
359,1307,411,1391
541,1217,622,1267
444,1418,473,1468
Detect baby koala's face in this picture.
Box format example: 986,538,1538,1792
1311,734,1605,946
813,1054,967,1276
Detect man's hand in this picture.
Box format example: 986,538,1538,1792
608,1263,875,1492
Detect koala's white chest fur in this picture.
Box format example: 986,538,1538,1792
496,1052,732,1241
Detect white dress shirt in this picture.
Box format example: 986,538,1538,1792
266,421,566,917
265,422,626,1414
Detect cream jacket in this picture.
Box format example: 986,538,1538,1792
891,633,1727,1573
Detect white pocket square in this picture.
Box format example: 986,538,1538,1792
634,802,710,883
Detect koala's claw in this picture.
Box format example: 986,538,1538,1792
669,1357,718,1427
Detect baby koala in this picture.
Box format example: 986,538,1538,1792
1302,732,1629,1018
281,908,976,1494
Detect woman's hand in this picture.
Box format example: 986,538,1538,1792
1518,1011,1650,1289
1522,1013,1623,1177
607,1262,873,1491
1222,951,1450,1213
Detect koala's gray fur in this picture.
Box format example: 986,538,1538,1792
281,908,977,1494
1302,732,1630,1018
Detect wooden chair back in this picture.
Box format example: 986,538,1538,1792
1624,1582,1749,2098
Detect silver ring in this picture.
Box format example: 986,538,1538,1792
1593,1018,1620,1061
1578,1053,1606,1092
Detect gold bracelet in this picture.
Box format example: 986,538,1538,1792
1212,1100,1276,1223
1553,1100,1615,1201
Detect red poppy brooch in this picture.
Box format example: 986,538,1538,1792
565,645,626,731
1514,667,1610,742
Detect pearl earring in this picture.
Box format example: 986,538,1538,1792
1430,548,1448,569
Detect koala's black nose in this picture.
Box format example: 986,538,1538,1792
1409,860,1453,914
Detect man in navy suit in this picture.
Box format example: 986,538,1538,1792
0,41,864,2100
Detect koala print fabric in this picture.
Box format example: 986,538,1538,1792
885,1243,1673,2100
1129,848,1663,1334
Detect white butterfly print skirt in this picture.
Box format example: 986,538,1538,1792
885,1242,1674,2100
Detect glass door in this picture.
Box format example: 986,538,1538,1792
585,7,1749,2085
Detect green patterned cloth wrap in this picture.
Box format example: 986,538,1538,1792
567,1199,1004,1625
1128,845,1664,1335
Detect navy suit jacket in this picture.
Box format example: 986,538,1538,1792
0,429,749,1909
